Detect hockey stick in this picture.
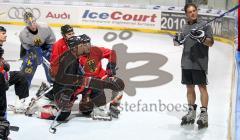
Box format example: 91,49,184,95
42,57,50,69
8,85,53,114
183,4,239,41
197,4,239,30
24,86,53,116
32,85,53,101
172,4,239,43
49,109,62,134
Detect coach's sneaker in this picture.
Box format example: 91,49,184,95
181,104,197,126
197,107,208,129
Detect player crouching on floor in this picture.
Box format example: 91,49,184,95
77,34,123,120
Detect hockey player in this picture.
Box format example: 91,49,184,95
26,25,77,120
0,26,10,139
173,3,214,129
50,24,75,79
19,11,56,87
25,36,124,122
0,26,29,139
47,26,122,120
77,34,122,119
36,24,75,99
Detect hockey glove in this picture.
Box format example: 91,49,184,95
190,29,206,43
173,32,184,46
106,62,117,76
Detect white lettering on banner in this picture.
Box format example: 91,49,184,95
46,12,70,19
211,22,222,36
82,10,157,22
161,17,186,30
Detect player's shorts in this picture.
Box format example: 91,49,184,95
181,69,208,85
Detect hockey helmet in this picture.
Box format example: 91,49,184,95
79,34,91,44
0,26,6,32
67,36,81,49
61,24,74,35
23,12,36,26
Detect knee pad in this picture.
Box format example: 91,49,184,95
108,77,125,92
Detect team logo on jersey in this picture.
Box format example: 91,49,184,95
86,59,97,72
33,37,42,46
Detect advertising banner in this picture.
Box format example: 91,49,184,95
79,7,161,30
0,3,235,40
0,3,162,30
161,11,235,39
0,4,78,24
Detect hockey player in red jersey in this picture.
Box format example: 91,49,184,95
78,34,116,78
50,24,75,79
35,24,76,100
77,34,123,120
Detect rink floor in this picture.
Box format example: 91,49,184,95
2,24,235,140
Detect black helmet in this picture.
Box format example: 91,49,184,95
0,26,6,32
61,24,74,35
79,34,91,44
67,36,81,49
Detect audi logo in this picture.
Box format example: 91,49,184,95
8,7,41,20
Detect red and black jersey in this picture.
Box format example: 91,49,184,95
79,46,116,79
50,38,69,78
